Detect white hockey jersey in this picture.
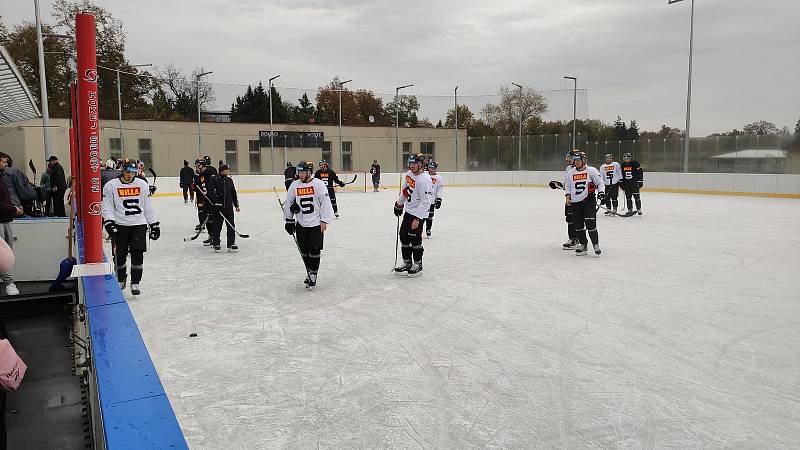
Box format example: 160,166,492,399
564,166,605,203
430,173,445,199
397,170,433,220
101,177,157,226
600,162,622,186
284,178,335,227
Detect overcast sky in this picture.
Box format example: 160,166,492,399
4,0,799,135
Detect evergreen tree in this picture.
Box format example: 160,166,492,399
626,119,640,140
613,116,627,141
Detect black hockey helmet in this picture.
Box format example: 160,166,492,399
122,158,138,173
194,157,206,166
407,153,424,165
287,162,293,167
605,153,613,162
203,155,212,165
296,160,314,173
427,160,438,170
318,159,328,168
623,152,632,162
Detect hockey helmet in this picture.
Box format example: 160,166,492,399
604,153,613,160
194,157,206,166
623,152,632,162
296,160,314,173
105,160,115,169
427,160,439,170
122,159,139,174
407,153,424,165
203,155,212,165
318,159,328,167
287,162,293,167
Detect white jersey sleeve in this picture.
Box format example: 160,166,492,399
101,178,155,226
431,174,444,199
589,166,605,196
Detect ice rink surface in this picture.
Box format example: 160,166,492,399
124,187,800,449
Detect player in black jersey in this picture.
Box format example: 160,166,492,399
284,162,297,190
314,160,345,218
620,153,644,216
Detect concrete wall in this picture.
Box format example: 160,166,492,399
147,171,800,198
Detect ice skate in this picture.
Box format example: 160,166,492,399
575,244,588,256
637,209,642,215
228,244,238,253
612,207,617,215
562,238,578,250
130,284,140,296
5,283,19,296
202,238,212,246
119,280,127,290
426,229,432,238
593,244,601,256
334,212,339,218
407,262,423,277
604,210,612,216
394,262,412,275
213,245,221,253
305,273,317,289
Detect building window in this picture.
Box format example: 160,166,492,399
138,138,152,169
342,141,352,171
224,140,238,173
402,142,412,165
322,141,332,165
249,140,261,174
109,137,122,160
420,142,435,161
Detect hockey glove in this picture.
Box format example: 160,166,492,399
149,222,161,241
289,202,301,214
637,181,643,189
393,202,403,217
285,219,296,235
338,181,345,188
103,220,118,236
597,192,605,203
434,198,442,209
149,185,157,196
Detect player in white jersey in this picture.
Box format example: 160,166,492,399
424,161,444,238
562,150,580,250
564,153,605,256
599,153,623,215
102,161,160,295
393,153,433,276
283,161,335,288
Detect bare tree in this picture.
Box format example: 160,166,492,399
481,85,548,136
155,64,215,120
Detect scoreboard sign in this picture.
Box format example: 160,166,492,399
259,131,325,147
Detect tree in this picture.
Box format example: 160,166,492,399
613,116,627,141
230,83,269,122
435,120,443,128
742,120,779,135
480,85,548,136
626,119,640,140
352,89,391,126
794,118,800,135
290,93,316,124
149,86,177,121
444,105,474,129
157,65,215,120
384,94,420,128
418,117,434,128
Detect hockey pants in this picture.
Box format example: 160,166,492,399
399,213,424,264
571,196,599,246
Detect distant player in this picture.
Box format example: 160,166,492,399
562,150,579,250
564,153,604,256
284,161,334,288
284,162,296,191
370,160,381,192
393,153,433,277
314,160,345,218
600,153,622,215
102,160,160,295
207,164,240,252
425,160,444,238
620,153,644,216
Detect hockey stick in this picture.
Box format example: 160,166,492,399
392,214,400,273
184,215,210,241
273,188,313,284
28,159,44,216
196,188,250,238
343,174,358,185
148,168,157,196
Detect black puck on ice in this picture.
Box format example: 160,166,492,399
189,333,197,337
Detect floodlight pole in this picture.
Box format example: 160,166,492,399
669,0,695,173
564,76,577,149
195,71,213,155
34,0,51,161
337,79,352,170
269,74,280,173
395,84,413,172
117,63,151,156
454,85,459,171
512,83,523,170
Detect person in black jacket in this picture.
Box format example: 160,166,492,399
0,155,22,296
47,156,67,217
179,160,195,204
206,164,239,252
284,162,296,190
620,152,644,216
314,160,345,218
193,158,218,240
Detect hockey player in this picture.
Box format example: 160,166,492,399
284,162,297,191
620,152,644,215
193,158,217,242
283,161,334,288
102,160,160,295
599,153,622,215
393,153,433,276
424,160,444,238
370,160,381,192
314,160,345,218
562,150,579,250
207,164,240,252
564,153,604,256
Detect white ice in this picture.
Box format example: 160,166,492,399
123,187,800,448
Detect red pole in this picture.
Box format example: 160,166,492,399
69,82,80,218
76,13,102,263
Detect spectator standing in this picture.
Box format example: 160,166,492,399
47,156,67,217
0,154,22,295
179,160,195,204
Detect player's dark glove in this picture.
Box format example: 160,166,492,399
103,220,117,236
338,181,345,188
289,202,301,214
434,198,442,209
149,185,157,195
285,219,295,235
597,192,605,203
393,202,403,217
149,222,160,241
637,180,643,189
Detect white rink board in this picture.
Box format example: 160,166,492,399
126,188,800,448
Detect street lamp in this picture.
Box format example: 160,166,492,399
395,84,413,172
195,71,213,155
564,76,577,149
117,63,151,156
454,85,459,171
268,74,280,173
39,30,71,162
336,79,352,170
512,83,523,171
669,0,695,173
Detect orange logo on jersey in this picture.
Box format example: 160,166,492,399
405,175,416,188
117,186,141,197
296,186,315,196
572,172,588,181
319,172,329,178
623,166,633,171
432,178,439,184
